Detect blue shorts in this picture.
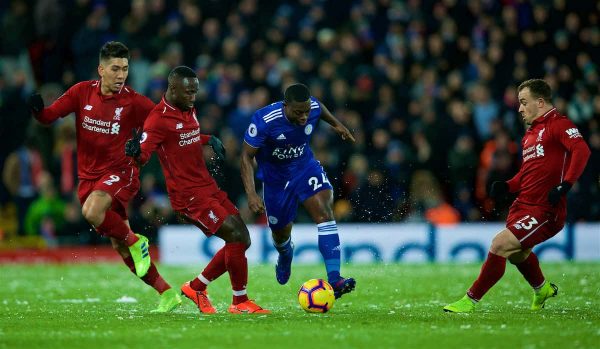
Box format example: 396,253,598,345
263,162,333,230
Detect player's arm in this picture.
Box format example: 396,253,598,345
125,115,164,166
318,102,355,143
505,171,522,193
240,142,265,214
28,84,80,125
199,134,226,161
547,120,591,205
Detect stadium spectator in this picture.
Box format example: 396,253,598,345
0,0,598,238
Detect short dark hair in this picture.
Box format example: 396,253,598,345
284,83,310,103
518,79,552,102
99,41,130,62
168,66,197,83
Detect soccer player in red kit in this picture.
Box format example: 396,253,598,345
125,66,270,314
27,41,182,312
444,79,591,313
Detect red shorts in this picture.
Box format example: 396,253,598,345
77,167,140,220
506,201,566,249
178,189,239,236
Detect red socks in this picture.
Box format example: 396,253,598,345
467,252,506,301
188,242,249,304
123,256,170,294
224,242,249,304
515,252,545,289
190,247,227,291
96,210,138,246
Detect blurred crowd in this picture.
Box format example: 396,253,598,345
0,0,599,245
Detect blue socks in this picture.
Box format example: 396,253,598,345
317,220,341,282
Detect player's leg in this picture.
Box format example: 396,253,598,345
80,173,150,277
214,214,269,314
272,224,294,285
176,211,222,314
263,182,298,285
112,221,181,312
509,249,558,310
302,188,355,299
444,228,521,313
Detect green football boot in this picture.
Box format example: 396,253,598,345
151,288,182,313
531,282,558,311
443,294,477,313
129,234,151,277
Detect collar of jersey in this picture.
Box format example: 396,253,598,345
531,107,556,126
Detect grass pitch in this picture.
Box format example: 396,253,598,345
1,262,598,349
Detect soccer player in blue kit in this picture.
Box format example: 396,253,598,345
241,83,356,298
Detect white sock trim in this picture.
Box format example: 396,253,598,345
317,220,337,228
533,280,546,292
274,237,291,248
198,274,211,285
232,289,247,296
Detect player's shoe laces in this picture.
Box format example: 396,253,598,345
129,234,151,277
228,300,271,314
151,288,182,313
331,277,356,299
180,282,217,314
531,282,558,311
443,295,476,313
275,242,294,285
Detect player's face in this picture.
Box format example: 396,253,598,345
172,77,199,111
98,58,129,94
284,100,311,126
518,87,544,125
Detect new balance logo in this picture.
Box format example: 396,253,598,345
176,123,183,129
565,128,582,139
84,105,93,111
277,134,286,140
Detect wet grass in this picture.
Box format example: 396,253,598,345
1,262,598,349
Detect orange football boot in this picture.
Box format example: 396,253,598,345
228,299,271,314
180,281,217,314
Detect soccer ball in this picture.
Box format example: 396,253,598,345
297,278,335,313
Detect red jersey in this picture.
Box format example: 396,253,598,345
507,108,590,207
138,97,215,210
35,81,154,180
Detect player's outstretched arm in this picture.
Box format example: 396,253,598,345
240,142,265,215
319,102,355,143
29,84,81,125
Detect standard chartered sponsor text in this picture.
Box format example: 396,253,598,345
82,116,112,134
179,128,201,146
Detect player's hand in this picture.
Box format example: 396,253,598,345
333,124,355,143
27,93,44,114
208,135,226,161
489,181,509,199
125,129,142,158
547,182,572,206
247,192,265,215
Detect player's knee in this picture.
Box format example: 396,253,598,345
489,237,510,257
232,229,251,248
81,201,104,226
313,211,334,224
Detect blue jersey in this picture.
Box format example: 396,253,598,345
244,97,321,183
